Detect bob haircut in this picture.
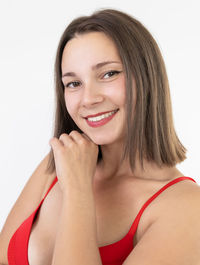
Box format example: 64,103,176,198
46,8,187,175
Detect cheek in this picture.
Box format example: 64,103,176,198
64,93,79,117
114,75,136,107
106,77,126,106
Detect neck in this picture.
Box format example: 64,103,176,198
94,144,183,184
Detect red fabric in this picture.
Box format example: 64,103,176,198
7,176,196,265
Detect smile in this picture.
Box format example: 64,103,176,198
85,109,119,128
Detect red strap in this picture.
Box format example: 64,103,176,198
130,176,196,235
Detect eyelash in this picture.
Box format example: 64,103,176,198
64,70,121,88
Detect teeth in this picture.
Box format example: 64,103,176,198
87,110,118,122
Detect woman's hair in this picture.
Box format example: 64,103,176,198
45,8,187,175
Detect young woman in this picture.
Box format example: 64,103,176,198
1,8,200,265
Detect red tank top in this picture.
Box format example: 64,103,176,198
7,176,196,265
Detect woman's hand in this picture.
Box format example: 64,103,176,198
49,130,99,193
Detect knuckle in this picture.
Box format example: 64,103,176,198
69,130,77,135
79,138,86,145
49,137,56,144
59,133,67,139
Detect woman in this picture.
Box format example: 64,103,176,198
1,8,200,265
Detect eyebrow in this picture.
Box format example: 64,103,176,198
62,60,121,78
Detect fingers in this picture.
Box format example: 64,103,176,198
69,131,90,144
68,131,94,145
49,134,73,149
49,131,90,149
59,133,74,146
49,137,64,149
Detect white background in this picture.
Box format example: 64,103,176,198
0,0,199,231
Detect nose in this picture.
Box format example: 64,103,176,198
81,81,104,107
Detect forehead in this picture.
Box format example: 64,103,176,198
61,32,121,69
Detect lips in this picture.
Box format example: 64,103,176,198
85,109,119,128
84,109,119,119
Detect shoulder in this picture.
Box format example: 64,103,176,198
123,179,200,264
154,177,200,219
160,177,200,206
153,177,200,243
135,177,200,238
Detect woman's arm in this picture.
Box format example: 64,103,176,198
0,152,56,265
51,184,102,265
49,131,102,265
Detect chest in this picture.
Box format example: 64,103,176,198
28,179,158,265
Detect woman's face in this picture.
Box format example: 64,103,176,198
61,31,135,145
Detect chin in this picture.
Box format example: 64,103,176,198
78,123,124,145
86,134,119,146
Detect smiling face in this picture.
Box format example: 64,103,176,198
61,31,136,145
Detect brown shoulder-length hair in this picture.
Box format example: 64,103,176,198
45,8,187,175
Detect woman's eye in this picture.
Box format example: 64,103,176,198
65,81,80,88
103,70,120,79
64,70,121,88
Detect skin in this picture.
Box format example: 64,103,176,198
59,31,183,187
44,32,200,265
